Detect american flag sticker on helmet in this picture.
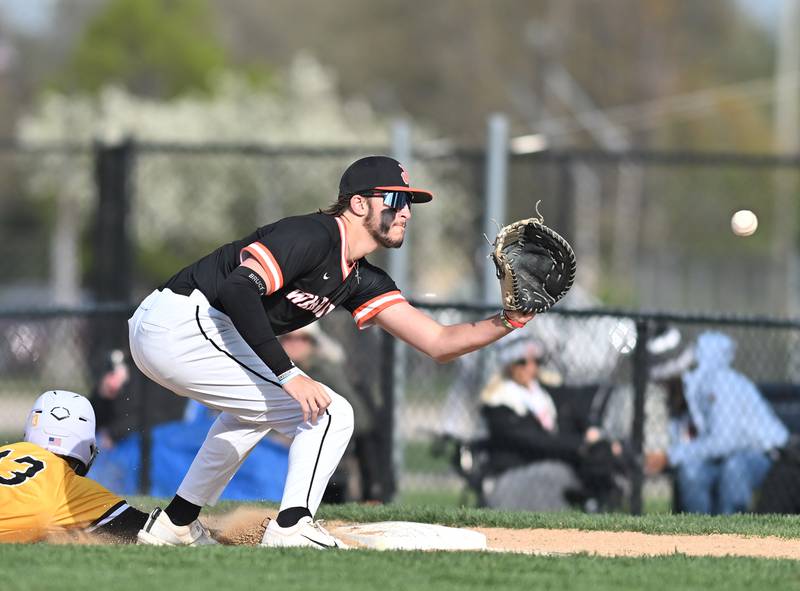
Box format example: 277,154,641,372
48,437,61,446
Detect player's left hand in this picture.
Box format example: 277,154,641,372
505,309,536,326
492,215,576,314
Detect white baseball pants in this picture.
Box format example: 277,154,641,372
128,288,354,513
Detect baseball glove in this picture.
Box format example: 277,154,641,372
491,215,576,314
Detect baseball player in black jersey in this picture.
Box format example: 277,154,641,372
129,155,534,548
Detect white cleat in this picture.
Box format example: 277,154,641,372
260,516,348,549
136,507,218,546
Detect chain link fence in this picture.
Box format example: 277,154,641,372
2,140,800,512
398,304,800,513
0,307,124,441
2,142,799,313
2,302,799,514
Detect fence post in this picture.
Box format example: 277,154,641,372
90,139,135,371
90,140,147,491
378,328,397,501
387,119,412,502
630,319,650,515
133,357,152,495
482,113,509,304
91,140,135,306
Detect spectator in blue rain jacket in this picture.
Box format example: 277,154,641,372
646,331,789,514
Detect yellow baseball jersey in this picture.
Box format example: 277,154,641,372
0,442,126,543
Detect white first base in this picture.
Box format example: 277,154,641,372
333,521,487,551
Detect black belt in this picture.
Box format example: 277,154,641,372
160,285,193,297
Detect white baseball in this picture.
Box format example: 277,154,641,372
731,209,758,237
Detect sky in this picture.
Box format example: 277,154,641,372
0,0,786,36
0,0,56,34
737,0,782,29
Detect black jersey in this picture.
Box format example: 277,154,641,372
161,213,405,334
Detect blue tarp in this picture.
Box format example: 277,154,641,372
91,413,289,501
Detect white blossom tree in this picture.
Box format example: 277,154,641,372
18,53,475,300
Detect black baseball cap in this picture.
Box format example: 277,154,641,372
339,156,433,203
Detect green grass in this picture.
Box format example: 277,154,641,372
6,502,800,591
643,494,674,514
127,498,800,539
2,545,799,591
316,505,800,539
394,488,467,507
402,439,453,474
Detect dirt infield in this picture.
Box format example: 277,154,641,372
208,507,800,559
476,526,800,559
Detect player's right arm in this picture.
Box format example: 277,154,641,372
344,260,533,364
375,301,534,363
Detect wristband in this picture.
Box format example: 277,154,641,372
500,310,526,329
500,312,515,330
277,366,302,386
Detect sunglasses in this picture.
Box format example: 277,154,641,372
362,191,414,210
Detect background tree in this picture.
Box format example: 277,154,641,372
212,0,776,150
54,0,229,98
2,0,791,313
18,55,473,296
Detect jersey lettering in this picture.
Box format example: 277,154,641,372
161,214,400,333
247,271,267,296
285,289,336,318
0,448,46,486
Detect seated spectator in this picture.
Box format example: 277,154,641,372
646,331,789,514
0,390,177,544
480,334,624,512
